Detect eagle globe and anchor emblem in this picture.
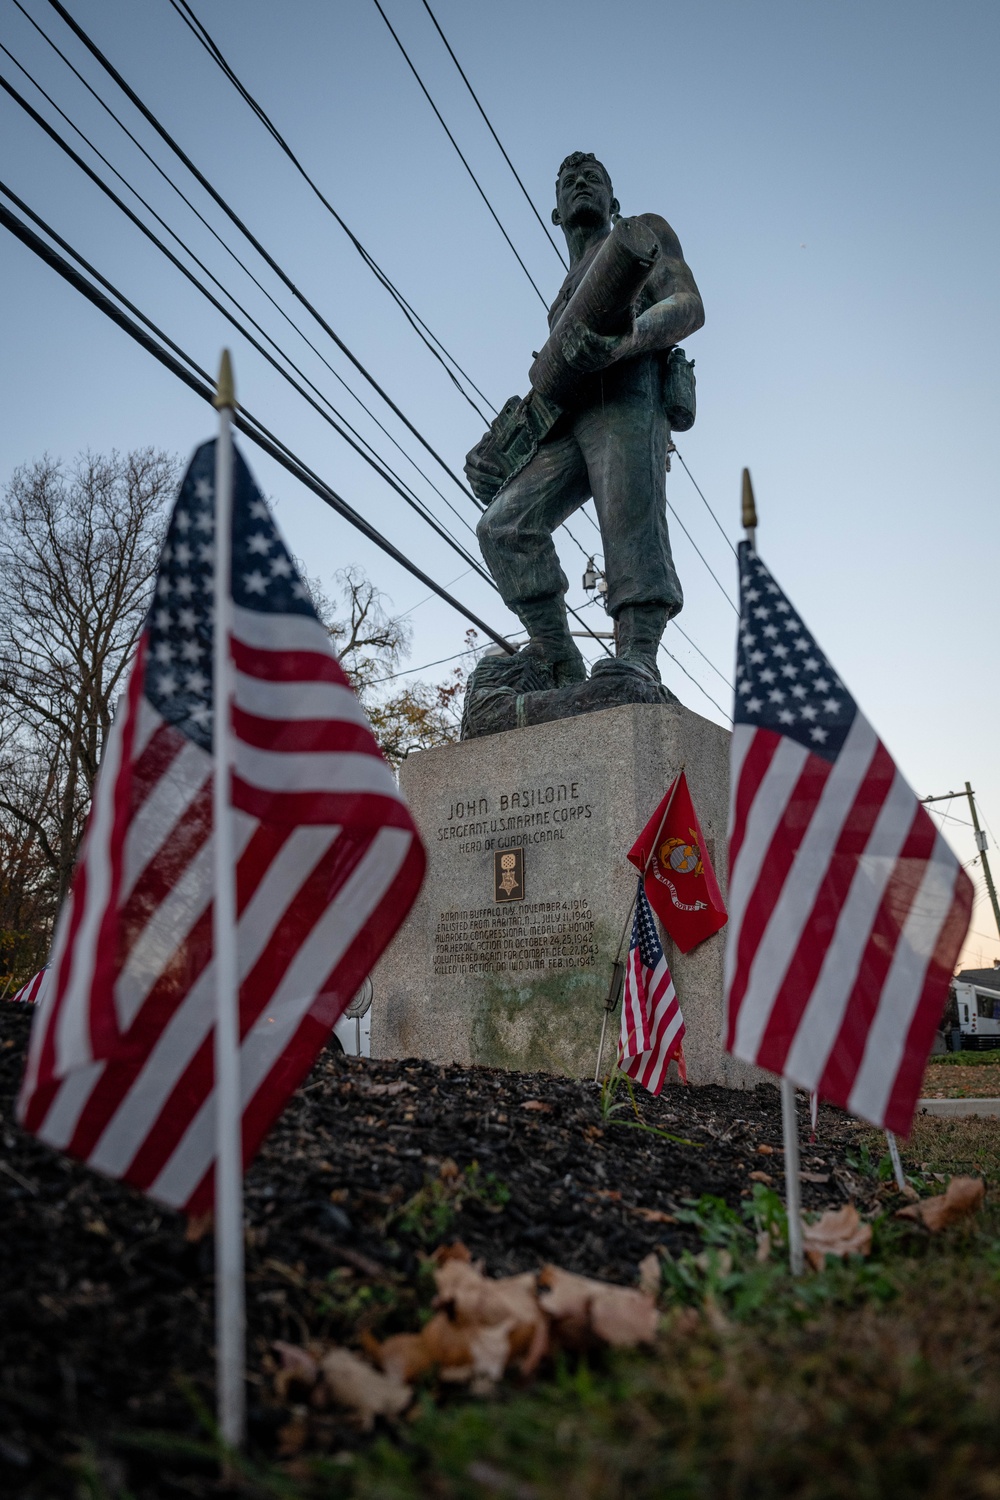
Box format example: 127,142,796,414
653,829,709,912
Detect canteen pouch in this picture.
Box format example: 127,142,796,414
663,346,696,431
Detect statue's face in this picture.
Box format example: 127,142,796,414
555,159,613,229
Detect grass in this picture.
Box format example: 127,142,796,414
928,1050,1000,1067
91,1116,1000,1499
387,1161,510,1247
331,1124,1000,1499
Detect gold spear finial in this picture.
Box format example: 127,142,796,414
213,348,236,411
741,468,757,532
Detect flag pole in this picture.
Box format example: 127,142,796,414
594,764,686,1082
885,1130,907,1191
211,349,246,1452
743,468,803,1274
781,1078,805,1275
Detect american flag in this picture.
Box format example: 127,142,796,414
18,440,425,1213
725,542,972,1133
8,967,48,1006
618,880,686,1093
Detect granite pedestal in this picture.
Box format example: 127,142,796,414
372,701,761,1089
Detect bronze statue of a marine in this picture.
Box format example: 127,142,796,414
461,152,704,737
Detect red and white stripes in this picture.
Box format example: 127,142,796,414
19,600,424,1214
725,719,972,1134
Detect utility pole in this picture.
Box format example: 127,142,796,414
965,783,1000,942
921,786,1000,943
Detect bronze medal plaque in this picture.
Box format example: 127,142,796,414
494,848,525,903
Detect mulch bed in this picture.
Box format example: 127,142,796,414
0,1002,871,1496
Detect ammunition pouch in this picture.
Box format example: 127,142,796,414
663,346,696,431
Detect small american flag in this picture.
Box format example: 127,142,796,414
18,440,425,1213
8,967,48,1006
725,543,972,1133
618,880,686,1094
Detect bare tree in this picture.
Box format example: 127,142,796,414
0,449,177,932
320,566,465,767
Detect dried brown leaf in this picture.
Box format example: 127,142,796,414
633,1206,675,1224
638,1252,661,1297
430,1240,473,1267
319,1347,411,1430
184,1210,213,1244
895,1175,984,1231
520,1100,553,1113
537,1265,657,1347
802,1204,872,1270
749,1170,774,1184
272,1341,319,1402
433,1258,548,1372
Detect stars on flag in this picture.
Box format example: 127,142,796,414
733,551,856,762
143,452,316,751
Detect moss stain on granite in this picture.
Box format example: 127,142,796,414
470,969,603,1075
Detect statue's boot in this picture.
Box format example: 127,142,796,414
516,596,587,686
592,603,669,683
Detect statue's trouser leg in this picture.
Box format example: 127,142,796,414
477,435,591,681
573,367,683,679
573,370,683,619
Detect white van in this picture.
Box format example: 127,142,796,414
953,981,1000,1050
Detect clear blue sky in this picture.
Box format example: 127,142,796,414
2,0,998,966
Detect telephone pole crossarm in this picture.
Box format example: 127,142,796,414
920,785,1000,945
965,783,1000,943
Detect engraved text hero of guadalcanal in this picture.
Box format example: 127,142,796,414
461,151,705,738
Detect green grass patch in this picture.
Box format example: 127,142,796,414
927,1050,1000,1067
100,1118,1000,1498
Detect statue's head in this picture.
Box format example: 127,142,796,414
553,152,619,231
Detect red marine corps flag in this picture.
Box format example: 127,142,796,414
627,771,728,953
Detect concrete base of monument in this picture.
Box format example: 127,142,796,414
372,700,763,1090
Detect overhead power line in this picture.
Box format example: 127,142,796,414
160,0,604,589
14,5,719,678
0,77,614,663
42,0,476,500
673,446,739,559
163,0,496,422
660,643,731,723
9,4,481,519
0,67,489,583
369,0,549,310
418,0,567,271
665,493,739,615
673,622,734,689
0,193,518,653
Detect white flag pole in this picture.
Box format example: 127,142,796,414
743,470,804,1276
211,349,246,1452
780,1078,805,1275
885,1130,907,1191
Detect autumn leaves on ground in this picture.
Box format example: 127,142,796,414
3,1004,1000,1500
